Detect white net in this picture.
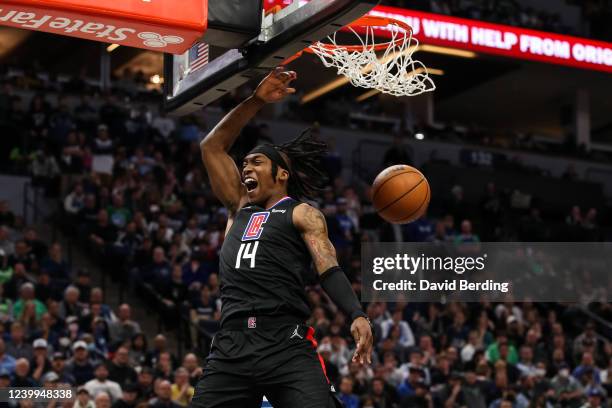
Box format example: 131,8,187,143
308,19,436,97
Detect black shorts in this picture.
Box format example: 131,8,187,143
191,315,343,408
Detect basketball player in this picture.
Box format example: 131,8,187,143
191,67,373,408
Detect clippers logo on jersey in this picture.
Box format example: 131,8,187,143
242,212,269,241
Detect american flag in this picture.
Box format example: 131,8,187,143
189,41,209,73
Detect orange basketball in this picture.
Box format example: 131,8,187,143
372,165,430,224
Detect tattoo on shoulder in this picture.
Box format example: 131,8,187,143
301,205,327,234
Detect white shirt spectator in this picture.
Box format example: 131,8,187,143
83,378,122,401
380,313,415,348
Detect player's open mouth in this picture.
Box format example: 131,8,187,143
244,177,258,192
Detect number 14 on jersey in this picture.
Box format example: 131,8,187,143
236,242,259,268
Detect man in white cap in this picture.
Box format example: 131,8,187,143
30,338,52,383
66,340,94,385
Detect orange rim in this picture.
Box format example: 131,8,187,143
302,16,413,53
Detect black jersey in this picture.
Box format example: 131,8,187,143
218,196,313,324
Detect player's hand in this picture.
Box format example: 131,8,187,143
350,317,373,365
253,67,297,103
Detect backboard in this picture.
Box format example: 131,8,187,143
164,0,379,116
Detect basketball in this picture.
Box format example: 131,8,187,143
372,165,430,224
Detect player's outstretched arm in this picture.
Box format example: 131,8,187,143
200,67,297,216
294,203,373,364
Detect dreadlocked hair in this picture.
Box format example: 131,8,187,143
276,128,329,200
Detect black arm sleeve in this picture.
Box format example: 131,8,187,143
320,266,367,322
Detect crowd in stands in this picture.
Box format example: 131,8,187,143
1,65,612,408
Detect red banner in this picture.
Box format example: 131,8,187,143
0,0,207,54
265,1,612,73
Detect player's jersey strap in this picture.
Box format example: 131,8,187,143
218,198,312,324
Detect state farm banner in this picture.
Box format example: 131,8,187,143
264,1,612,73
0,0,207,54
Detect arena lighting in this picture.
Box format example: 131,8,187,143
419,44,477,58
106,44,120,53
150,75,163,84
354,68,444,102
415,132,425,140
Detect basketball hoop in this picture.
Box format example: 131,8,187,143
287,16,436,97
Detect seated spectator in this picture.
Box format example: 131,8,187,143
94,391,113,408
29,338,52,383
107,346,137,386
486,332,518,365
108,304,141,346
84,363,122,402
13,282,47,322
49,351,76,385
150,379,182,408
88,209,118,256
89,287,113,320
0,284,12,322
64,183,86,215
171,367,194,406
66,340,95,386
74,269,92,303
144,247,172,288
136,366,156,401
8,240,35,272
107,194,132,229
111,383,139,408
551,363,584,406
338,376,360,408
41,242,71,288
573,352,601,385
181,353,202,387
6,322,33,361
4,264,33,301
59,285,85,320
381,309,415,349
0,227,14,258
11,358,37,387
0,250,13,286
181,254,209,292
74,387,95,408
0,338,16,374
154,351,175,381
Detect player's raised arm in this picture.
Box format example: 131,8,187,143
294,203,373,365
200,67,297,216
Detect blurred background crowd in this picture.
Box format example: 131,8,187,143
0,0,612,407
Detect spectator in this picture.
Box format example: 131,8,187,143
128,333,148,368
107,346,137,386
59,285,84,319
40,242,71,288
338,376,360,408
181,353,202,387
150,379,182,408
74,387,95,408
0,338,16,374
29,338,52,383
92,124,115,176
171,367,194,406
111,383,140,408
551,363,584,407
64,183,86,215
6,322,34,361
94,391,113,408
11,358,36,387
108,304,141,346
66,341,95,386
136,366,156,401
49,352,76,384
381,309,416,349
13,282,47,321
84,363,122,402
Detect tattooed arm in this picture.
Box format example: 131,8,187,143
293,203,373,364
293,203,338,274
